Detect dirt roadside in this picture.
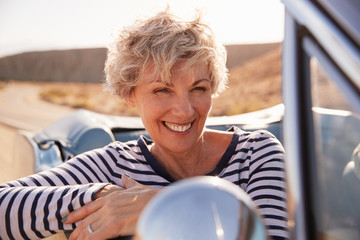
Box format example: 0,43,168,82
0,123,23,183
0,82,74,182
0,123,67,239
0,82,71,239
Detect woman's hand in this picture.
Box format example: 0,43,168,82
64,174,160,240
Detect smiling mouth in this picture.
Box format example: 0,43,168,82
163,121,192,132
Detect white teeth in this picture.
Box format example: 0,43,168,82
164,122,191,132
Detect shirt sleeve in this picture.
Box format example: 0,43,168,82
0,148,114,240
246,130,289,240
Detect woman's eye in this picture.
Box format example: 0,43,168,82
193,87,207,92
154,88,170,94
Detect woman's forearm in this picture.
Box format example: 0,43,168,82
0,183,108,239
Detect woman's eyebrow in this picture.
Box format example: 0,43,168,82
149,79,167,84
150,79,173,86
149,78,209,86
193,79,210,86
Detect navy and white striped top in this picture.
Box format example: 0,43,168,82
0,127,288,239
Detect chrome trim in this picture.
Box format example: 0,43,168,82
282,11,308,240
282,0,360,89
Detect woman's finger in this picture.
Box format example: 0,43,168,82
64,197,103,224
69,205,135,240
90,211,136,239
95,184,125,199
67,179,158,239
64,184,124,224
122,174,142,189
68,209,107,240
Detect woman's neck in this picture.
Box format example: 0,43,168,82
149,129,232,180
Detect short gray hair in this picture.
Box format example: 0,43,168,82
104,10,228,100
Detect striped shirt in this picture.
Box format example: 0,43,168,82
0,127,288,239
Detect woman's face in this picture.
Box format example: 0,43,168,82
128,61,212,154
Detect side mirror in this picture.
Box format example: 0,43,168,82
136,176,267,240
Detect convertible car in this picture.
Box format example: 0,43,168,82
15,0,360,239
19,104,283,173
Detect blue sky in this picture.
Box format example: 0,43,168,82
0,0,284,57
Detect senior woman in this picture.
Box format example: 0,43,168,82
0,11,288,240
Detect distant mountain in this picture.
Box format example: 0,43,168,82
0,43,280,83
225,43,280,68
0,48,107,83
211,46,282,115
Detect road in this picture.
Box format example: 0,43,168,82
0,82,74,132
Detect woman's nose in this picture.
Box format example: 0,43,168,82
171,95,194,118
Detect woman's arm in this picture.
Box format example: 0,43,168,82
246,131,289,240
63,175,160,240
0,148,116,239
0,183,108,239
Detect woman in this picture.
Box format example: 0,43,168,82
0,11,288,240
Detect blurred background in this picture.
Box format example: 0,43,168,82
0,0,284,57
0,0,284,182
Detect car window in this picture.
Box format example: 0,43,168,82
316,0,360,46
307,40,360,239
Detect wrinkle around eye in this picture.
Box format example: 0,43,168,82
192,87,207,92
153,88,172,95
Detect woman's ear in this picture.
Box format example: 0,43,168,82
125,93,136,108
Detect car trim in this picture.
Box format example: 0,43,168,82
282,0,360,90
282,10,310,240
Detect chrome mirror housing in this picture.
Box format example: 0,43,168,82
136,176,267,240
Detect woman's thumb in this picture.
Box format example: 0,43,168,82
122,173,139,188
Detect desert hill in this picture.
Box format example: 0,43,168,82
0,43,282,116
0,48,107,83
0,43,280,83
27,45,282,117
225,43,280,68
211,46,282,115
